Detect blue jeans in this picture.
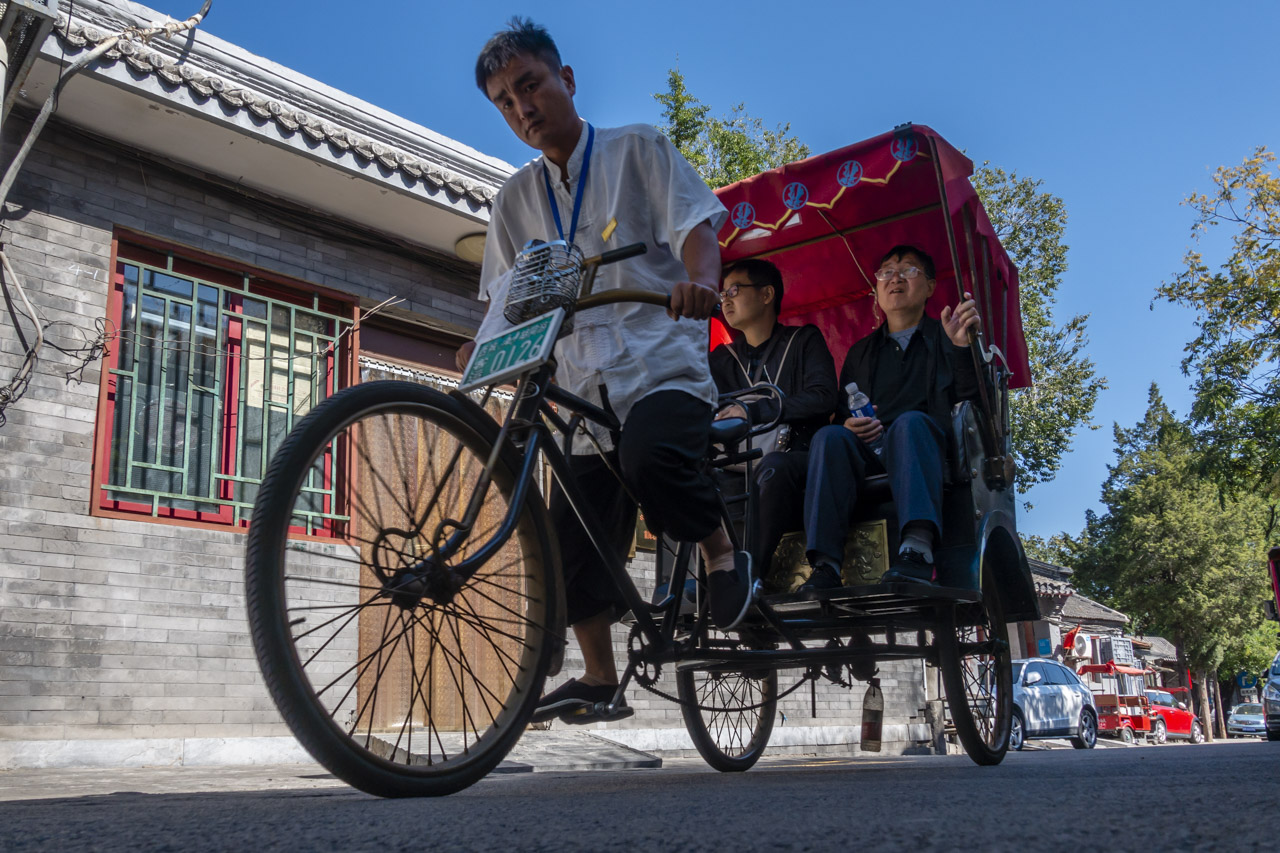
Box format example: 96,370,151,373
803,411,946,566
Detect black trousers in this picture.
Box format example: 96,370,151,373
752,450,809,577
548,390,720,625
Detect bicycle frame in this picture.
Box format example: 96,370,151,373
441,358,732,653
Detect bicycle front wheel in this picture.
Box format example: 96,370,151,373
246,381,558,797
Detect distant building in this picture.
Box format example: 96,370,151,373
1133,636,1186,689
1011,558,1129,661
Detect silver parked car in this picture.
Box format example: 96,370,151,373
1227,703,1266,738
1010,658,1097,751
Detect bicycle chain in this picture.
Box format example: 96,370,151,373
626,625,813,714
633,670,813,714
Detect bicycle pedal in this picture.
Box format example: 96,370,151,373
560,701,634,725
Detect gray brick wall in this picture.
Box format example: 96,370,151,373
0,118,927,750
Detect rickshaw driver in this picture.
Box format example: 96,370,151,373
460,18,753,722
799,246,982,591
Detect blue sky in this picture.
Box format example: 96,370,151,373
188,0,1278,540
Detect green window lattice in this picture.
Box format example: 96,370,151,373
101,247,352,534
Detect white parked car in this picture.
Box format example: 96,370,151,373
1010,659,1098,751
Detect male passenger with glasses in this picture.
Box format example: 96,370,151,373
709,259,838,579
459,18,753,724
798,245,983,591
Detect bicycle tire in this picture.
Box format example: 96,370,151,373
246,381,558,797
677,665,778,772
937,567,1012,766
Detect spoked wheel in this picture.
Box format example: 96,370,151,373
245,381,559,798
677,662,778,772
937,568,1012,765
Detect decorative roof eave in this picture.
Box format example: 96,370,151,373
51,5,507,209
1034,578,1073,598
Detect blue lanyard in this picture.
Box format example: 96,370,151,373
542,123,594,244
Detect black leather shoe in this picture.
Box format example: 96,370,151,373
531,679,619,724
799,564,843,593
880,549,938,585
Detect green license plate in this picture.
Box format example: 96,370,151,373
459,307,565,391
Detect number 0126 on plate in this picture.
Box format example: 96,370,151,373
459,307,565,392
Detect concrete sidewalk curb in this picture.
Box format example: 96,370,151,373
0,731,661,774
0,737,313,770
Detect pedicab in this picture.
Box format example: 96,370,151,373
243,122,1040,797
1077,661,1154,743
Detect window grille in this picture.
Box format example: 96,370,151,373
97,243,353,535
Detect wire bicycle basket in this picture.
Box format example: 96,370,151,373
503,239,584,325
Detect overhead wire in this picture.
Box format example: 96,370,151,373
0,3,214,425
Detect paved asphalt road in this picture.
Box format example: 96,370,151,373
2,740,1277,852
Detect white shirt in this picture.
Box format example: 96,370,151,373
477,120,728,451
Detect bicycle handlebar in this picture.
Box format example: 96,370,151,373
573,242,721,316
575,287,723,319
575,288,670,311
584,242,648,268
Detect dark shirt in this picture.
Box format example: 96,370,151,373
742,340,767,382
709,323,838,452
870,328,930,427
837,314,981,431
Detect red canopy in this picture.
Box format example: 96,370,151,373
1079,662,1150,677
713,125,1031,388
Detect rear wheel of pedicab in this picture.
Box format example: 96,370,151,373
937,568,1012,765
246,381,558,797
678,663,778,772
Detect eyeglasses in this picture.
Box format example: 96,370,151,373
720,283,767,299
874,266,926,282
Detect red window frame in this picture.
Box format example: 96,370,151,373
91,232,358,538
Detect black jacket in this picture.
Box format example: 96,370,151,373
838,314,982,431
709,323,838,452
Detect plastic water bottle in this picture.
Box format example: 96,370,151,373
846,382,882,454
861,677,883,753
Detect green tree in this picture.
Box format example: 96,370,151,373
1071,386,1273,738
654,68,808,190
1158,146,1280,534
972,165,1106,491
1217,623,1277,699
653,67,709,175
1019,532,1077,565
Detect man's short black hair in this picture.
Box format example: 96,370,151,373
878,245,936,281
724,258,785,313
475,17,563,94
